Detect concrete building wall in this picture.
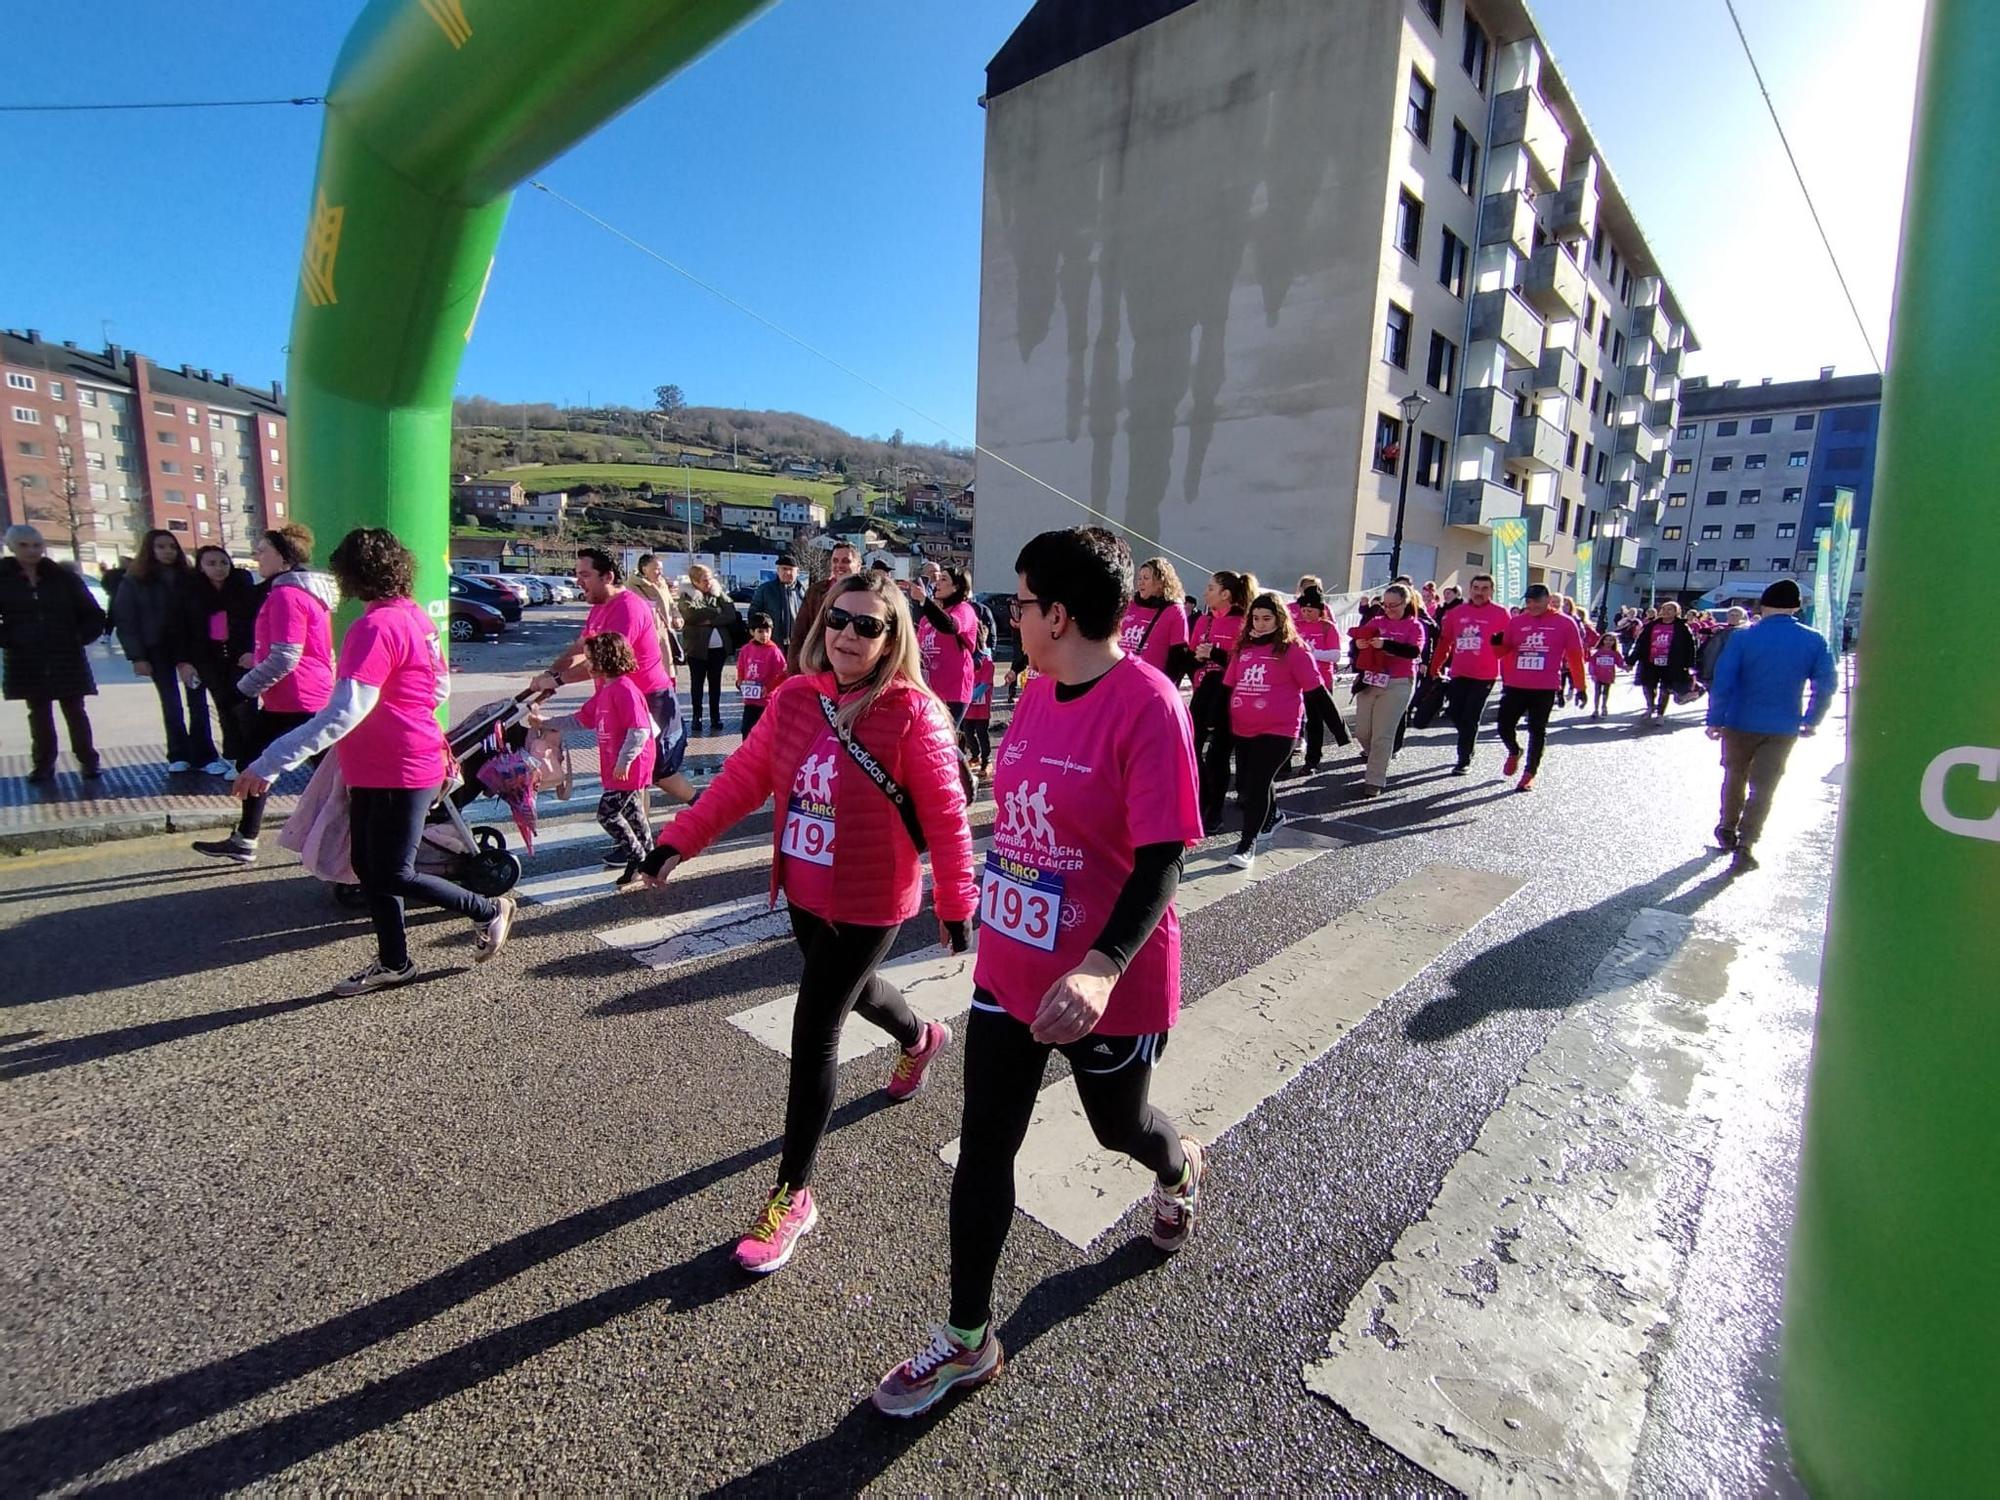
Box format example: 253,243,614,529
974,0,1403,593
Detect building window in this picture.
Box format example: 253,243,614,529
153,399,175,416
1394,189,1423,258
1582,441,1594,475
167,518,190,533
1700,524,1723,541
1438,229,1469,297
1714,419,1738,437
1777,521,1797,538
85,451,105,470
272,474,284,492
161,461,181,475
1407,68,1435,145
1711,455,1733,472
1611,331,1625,365
1584,294,1597,334
157,430,178,445
1672,458,1693,475
1590,376,1603,411
113,424,133,441
50,381,64,400
1788,451,1809,467
1832,408,1869,432
1662,525,1684,542
1694,557,1716,571
1372,413,1404,474
1384,303,1412,368
1426,332,1458,394
210,414,223,429
1750,417,1773,434
116,455,136,472
193,465,206,481
1559,497,1572,530
1449,120,1478,194
1782,487,1803,503
1734,523,1757,539
1740,488,1761,504
1573,363,1587,400
1597,321,1610,352
1827,446,1866,469
1594,451,1607,483
1770,558,1792,572
1705,490,1728,506
1565,432,1580,469
1416,431,1446,488
268,447,282,464
1795,413,1816,431
5,372,34,391
10,406,39,425
185,406,198,423
1418,0,1442,23
165,489,186,505
82,420,100,438
1462,15,1490,90
88,481,109,501
1677,423,1697,439
1727,558,1749,572
1667,492,1688,507
79,389,98,408
16,439,43,457
1745,453,1767,470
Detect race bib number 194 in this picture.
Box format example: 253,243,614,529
980,852,1063,952
780,801,835,866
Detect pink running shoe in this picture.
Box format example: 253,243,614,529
873,1324,1006,1418
734,1185,818,1274
886,1020,952,1102
1501,751,1522,778
1150,1136,1207,1252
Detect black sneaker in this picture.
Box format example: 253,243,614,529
1732,845,1759,870
80,759,103,780
333,960,418,997
601,847,632,867
1713,826,1739,851
192,834,258,865
26,766,54,786
615,860,646,893
1450,762,1470,776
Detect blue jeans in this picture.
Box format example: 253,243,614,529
151,668,217,765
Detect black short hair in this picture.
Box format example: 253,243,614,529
1470,573,1494,586
748,610,773,630
1013,526,1132,640
1524,583,1551,601
1298,587,1326,610
776,553,798,567
575,547,620,582
329,528,414,602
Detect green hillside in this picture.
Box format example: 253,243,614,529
483,462,852,508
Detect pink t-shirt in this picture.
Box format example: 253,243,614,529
975,657,1202,1036
1644,621,1677,668
586,589,672,695
576,674,657,792
918,598,979,703
778,724,840,919
1118,599,1190,675
1499,612,1585,690
1351,613,1426,684
1190,611,1244,689
336,598,448,789
965,656,996,722
1293,616,1343,687
1588,639,1626,685
1224,638,1324,738
253,581,334,714
735,641,788,706
1436,601,1511,681
207,611,228,644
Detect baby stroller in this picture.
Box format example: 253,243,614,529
320,689,552,910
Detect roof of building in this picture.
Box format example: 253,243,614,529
987,0,1200,98
0,329,286,416
1681,371,1883,417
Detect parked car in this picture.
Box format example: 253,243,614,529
450,573,523,622
484,574,533,608
448,593,507,643
508,574,551,605
530,574,580,603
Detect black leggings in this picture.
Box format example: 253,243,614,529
1638,664,1683,715
1444,675,1496,766
1495,687,1558,775
347,785,501,969
235,707,313,838
962,719,992,766
1302,689,1348,764
690,654,727,726
950,1000,1184,1328
780,906,923,1188
1233,733,1293,853
194,650,249,763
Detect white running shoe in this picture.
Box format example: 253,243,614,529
475,895,517,962
166,760,193,773
201,758,235,777
1226,850,1256,872
333,960,418,997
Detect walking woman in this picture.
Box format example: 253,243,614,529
195,524,336,864
1117,556,1191,679
915,565,980,723
115,528,224,774
1,524,105,783
677,563,741,733
1190,569,1252,832
184,546,263,771
1222,592,1339,870
1291,587,1350,772
874,527,1205,1418
630,553,682,671
641,570,976,1273
1346,583,1425,797
1633,600,1699,724
235,529,516,996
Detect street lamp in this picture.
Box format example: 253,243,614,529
1386,390,1429,583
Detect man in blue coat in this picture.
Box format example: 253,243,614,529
1705,578,1838,868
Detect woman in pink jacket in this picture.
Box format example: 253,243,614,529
642,571,978,1274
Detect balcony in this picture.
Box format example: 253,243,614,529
1535,347,1581,395
1656,345,1686,378
1521,243,1586,321
1634,497,1666,528
1615,422,1662,465
1553,165,1599,243
1631,303,1673,348
1470,288,1543,370
1491,87,1569,187
1446,478,1525,529
1457,385,1515,444
1621,362,1670,402
1624,334,1660,372
1645,397,1679,432
1605,478,1641,511
1524,503,1559,544
1506,413,1566,474
1612,537,1642,570
1479,189,1536,257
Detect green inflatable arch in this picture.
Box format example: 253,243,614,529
285,0,771,633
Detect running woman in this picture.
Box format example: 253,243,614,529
1190,569,1252,832
961,625,996,780
1491,584,1588,792
1634,600,1698,725
234,529,515,995
1291,587,1349,772
1426,572,1511,775
1346,583,1425,796
1117,555,1191,680
641,572,977,1274
734,610,788,741
1586,626,1626,718
1222,592,1338,869
529,632,657,890
193,524,335,864
875,527,1205,1419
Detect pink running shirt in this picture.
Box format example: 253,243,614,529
576,674,657,792
253,582,333,714
1118,599,1191,675
335,597,448,789
1588,639,1625,685
1434,601,1511,681
1350,613,1426,685
1645,621,1677,668
975,657,1202,1036
779,724,840,919
1223,638,1323,738
1189,611,1243,690
735,641,788,705
1293,616,1343,687
918,598,979,703
585,589,672,694
1498,612,1586,690
965,656,996,723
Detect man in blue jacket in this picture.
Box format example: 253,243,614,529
1705,578,1837,868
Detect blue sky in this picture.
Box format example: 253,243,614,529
2,1,1920,445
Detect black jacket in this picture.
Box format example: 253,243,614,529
1628,617,1699,676
183,567,263,662
0,557,106,702
112,567,196,666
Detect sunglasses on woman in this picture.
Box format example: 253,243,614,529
825,606,890,640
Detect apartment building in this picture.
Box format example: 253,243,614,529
1639,368,1882,607
972,0,1693,607
1,329,289,567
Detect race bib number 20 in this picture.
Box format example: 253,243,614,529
981,852,1064,952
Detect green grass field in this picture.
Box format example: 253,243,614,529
482,462,854,508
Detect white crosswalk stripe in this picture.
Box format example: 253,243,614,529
938,864,1525,1250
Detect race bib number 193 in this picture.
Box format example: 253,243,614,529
980,852,1063,952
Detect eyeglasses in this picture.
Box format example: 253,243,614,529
824,607,890,640
1006,596,1052,624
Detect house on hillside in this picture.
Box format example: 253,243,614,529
774,495,827,528
904,481,944,509
774,457,821,480
718,502,769,530
458,479,526,516
515,491,569,529
951,487,975,525
832,484,870,517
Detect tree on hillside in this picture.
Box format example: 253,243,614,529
654,384,687,416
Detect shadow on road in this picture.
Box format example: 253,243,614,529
0,1096,889,1494
0,992,340,1079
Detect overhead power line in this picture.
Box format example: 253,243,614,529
1722,0,1884,372
0,96,322,113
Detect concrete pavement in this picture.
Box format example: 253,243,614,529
0,678,1840,1493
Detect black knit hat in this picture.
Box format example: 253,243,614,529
1759,579,1803,610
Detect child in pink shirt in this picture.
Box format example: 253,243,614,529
535,631,658,889
1587,631,1626,718
735,612,788,741
961,626,996,779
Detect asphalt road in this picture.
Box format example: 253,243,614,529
0,679,1842,1495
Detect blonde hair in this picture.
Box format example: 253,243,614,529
798,573,936,734
686,562,715,591
1139,556,1185,604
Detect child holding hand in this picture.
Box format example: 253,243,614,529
532,631,657,890
735,610,788,741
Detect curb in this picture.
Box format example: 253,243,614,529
1,808,291,857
